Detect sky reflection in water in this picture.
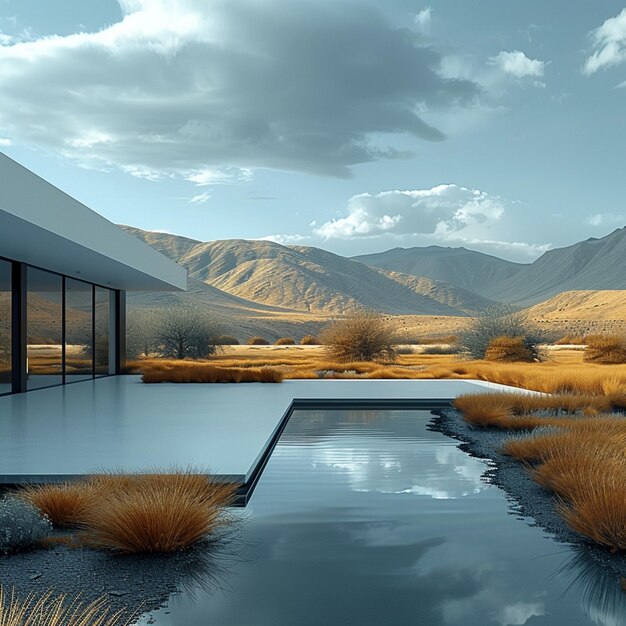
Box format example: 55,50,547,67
139,409,623,626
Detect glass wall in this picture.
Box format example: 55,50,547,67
2,261,118,394
95,286,111,377
0,260,11,395
65,278,93,382
26,267,63,390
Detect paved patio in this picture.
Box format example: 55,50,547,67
0,376,519,485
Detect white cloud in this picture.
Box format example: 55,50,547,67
414,7,432,33
0,0,479,180
303,184,551,261
0,138,11,146
489,50,545,78
315,184,506,240
189,191,211,204
185,167,253,186
498,601,545,626
586,212,624,227
260,233,311,245
583,8,626,75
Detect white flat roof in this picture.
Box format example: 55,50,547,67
0,153,186,291
0,376,524,484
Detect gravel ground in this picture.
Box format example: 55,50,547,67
431,408,626,579
0,526,245,619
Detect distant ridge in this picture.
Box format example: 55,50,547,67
353,245,526,297
481,227,626,304
121,226,496,316
355,227,626,305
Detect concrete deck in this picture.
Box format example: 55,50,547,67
0,376,519,484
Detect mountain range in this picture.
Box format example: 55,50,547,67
121,224,626,339
355,227,626,305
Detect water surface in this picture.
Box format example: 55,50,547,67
138,408,625,626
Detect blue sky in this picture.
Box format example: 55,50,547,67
1,0,625,262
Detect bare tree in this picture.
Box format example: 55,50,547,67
154,305,222,360
126,309,160,360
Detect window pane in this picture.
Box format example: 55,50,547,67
95,287,111,376
65,279,93,382
0,260,11,395
27,267,62,390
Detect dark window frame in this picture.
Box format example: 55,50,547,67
0,254,121,395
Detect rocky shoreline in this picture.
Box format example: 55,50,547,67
431,408,626,580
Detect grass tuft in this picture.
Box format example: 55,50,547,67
20,483,98,527
0,588,131,626
80,473,236,554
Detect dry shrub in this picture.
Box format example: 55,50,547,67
214,335,239,345
246,337,269,346
0,588,130,626
81,472,236,553
300,335,318,345
320,311,397,363
275,338,295,345
484,336,534,363
584,334,626,364
20,483,98,527
141,364,283,383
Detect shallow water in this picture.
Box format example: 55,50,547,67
138,408,626,626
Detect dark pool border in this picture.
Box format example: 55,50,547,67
234,397,453,506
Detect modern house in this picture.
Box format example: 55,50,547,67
0,153,187,395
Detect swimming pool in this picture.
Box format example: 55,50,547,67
138,407,625,626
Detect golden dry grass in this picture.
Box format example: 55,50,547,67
452,392,623,430
80,473,236,554
19,472,237,553
141,363,283,383
558,483,626,551
0,588,130,626
20,482,99,526
128,346,626,395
